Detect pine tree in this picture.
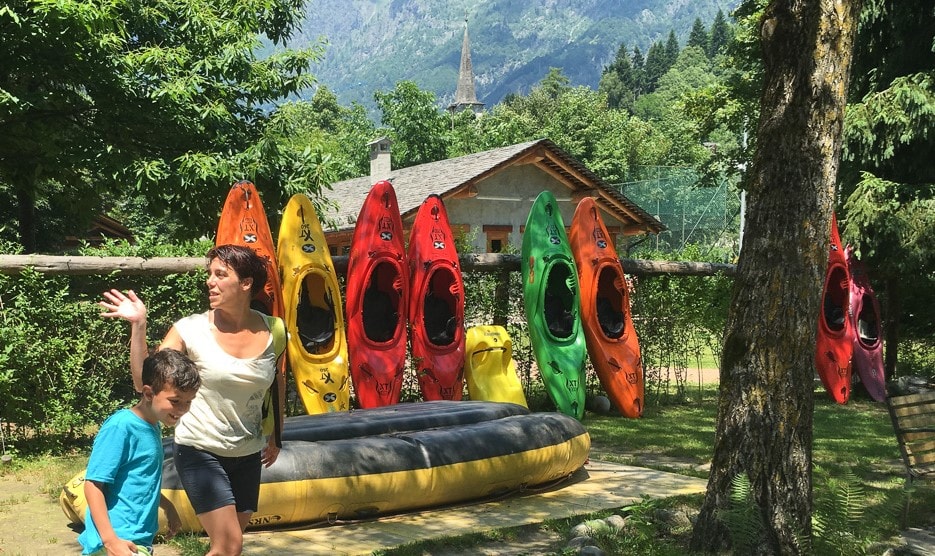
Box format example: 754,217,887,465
708,9,732,57
644,41,668,92
688,17,709,52
665,30,680,69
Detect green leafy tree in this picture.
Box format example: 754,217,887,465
633,46,717,128
631,46,648,95
599,44,638,111
840,0,935,374
373,80,448,168
0,0,324,252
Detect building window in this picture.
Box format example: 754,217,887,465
483,225,512,253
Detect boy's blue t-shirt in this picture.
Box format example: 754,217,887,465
78,408,163,555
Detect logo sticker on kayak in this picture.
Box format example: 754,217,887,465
302,243,316,253
300,222,314,242
431,227,446,249
240,216,258,243
547,223,561,245
592,227,607,249
378,216,394,241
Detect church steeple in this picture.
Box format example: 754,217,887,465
448,19,484,115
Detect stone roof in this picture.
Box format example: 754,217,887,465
321,138,665,235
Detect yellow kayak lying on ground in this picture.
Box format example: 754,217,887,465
464,325,528,407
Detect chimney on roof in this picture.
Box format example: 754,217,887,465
447,19,485,115
369,137,392,181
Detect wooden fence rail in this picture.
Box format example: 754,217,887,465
0,254,736,277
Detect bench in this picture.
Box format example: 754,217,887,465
885,390,935,521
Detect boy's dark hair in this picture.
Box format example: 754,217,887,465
142,349,201,393
206,244,268,297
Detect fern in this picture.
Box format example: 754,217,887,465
810,467,900,556
717,473,764,553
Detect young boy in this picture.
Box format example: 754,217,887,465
79,349,201,556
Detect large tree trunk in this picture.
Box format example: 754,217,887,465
689,0,861,553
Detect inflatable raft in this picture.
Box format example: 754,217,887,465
61,401,590,533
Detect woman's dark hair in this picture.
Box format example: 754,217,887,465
206,244,268,297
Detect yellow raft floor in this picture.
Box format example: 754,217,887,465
241,460,707,555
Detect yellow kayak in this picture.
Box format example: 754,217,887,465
277,193,350,413
465,325,528,407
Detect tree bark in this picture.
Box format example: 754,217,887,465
690,0,861,553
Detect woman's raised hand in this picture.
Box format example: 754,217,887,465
99,289,147,323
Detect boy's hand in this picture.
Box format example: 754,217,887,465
99,289,147,323
102,536,139,555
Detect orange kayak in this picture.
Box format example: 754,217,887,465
815,213,854,404
216,180,286,439
570,197,644,418
216,180,284,319
408,194,465,400
345,180,409,408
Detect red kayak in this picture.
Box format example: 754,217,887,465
570,197,644,418
345,180,409,408
846,246,885,401
815,214,854,404
408,194,466,401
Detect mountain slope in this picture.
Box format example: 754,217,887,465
289,0,737,111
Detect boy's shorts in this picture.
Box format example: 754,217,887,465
173,443,262,514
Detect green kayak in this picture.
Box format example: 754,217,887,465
521,190,587,419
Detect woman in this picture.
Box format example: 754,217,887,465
100,245,285,556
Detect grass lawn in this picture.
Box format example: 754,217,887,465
380,385,935,555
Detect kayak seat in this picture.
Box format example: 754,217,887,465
858,317,878,342
545,294,574,338
823,295,846,329
363,283,398,343
297,302,336,353
424,292,457,346
596,297,624,339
